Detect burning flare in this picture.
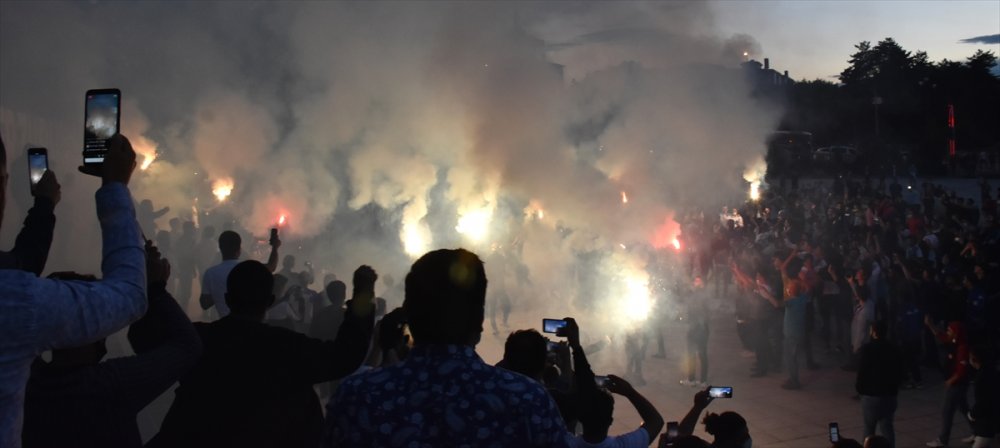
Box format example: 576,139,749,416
672,238,681,251
278,214,287,226
132,137,157,171
456,206,493,243
743,156,767,201
622,269,652,323
621,191,629,204
212,178,234,202
402,220,430,258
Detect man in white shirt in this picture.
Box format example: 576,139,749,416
199,230,279,317
571,375,663,448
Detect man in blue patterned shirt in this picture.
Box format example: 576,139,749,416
324,248,571,448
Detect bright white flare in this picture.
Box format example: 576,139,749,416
672,238,681,251
743,156,767,201
278,214,287,226
456,207,493,243
132,136,158,171
402,220,429,258
622,270,652,323
212,178,234,202
621,191,629,204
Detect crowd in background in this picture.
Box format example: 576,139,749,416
2,131,998,448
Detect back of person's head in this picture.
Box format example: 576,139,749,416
325,280,347,306
500,329,547,379
404,249,487,345
353,265,378,294
863,435,890,448
703,411,749,448
272,274,289,300
283,254,295,269
577,389,614,434
218,230,241,259
225,261,275,316
182,220,195,234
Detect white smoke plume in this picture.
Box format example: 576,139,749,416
1,2,780,335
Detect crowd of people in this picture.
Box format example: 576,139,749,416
1,130,998,448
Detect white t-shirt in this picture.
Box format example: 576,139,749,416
569,428,650,448
201,259,240,317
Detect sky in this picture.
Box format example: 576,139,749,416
711,0,1000,81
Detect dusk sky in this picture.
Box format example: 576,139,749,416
711,0,1000,81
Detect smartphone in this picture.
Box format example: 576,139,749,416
708,386,733,398
542,318,567,334
27,148,48,194
594,375,610,388
270,228,279,241
666,421,679,439
546,340,559,352
83,88,121,165
828,422,839,442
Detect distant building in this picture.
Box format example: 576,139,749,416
741,58,793,92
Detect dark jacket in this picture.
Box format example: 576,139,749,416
972,365,1000,437
856,338,904,397
22,284,201,448
149,303,373,448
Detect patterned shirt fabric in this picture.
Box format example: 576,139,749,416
0,183,147,448
325,344,571,448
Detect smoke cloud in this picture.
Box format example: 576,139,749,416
1,2,780,334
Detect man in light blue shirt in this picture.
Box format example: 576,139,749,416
0,134,147,448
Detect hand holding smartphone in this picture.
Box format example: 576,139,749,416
82,89,121,166
27,148,48,194
708,386,733,398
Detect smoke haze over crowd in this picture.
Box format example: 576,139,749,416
1,1,780,333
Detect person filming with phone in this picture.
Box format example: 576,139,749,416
573,373,664,447
1,133,147,448
0,146,60,275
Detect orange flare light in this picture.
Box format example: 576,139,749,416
621,191,629,204
278,214,287,226
672,238,681,251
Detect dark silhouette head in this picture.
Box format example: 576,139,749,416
501,329,547,379
225,261,275,318
404,249,487,346
182,220,196,236
703,411,749,448
218,230,241,260
283,255,295,270
139,199,153,213
325,280,347,307
578,389,615,438
353,265,378,297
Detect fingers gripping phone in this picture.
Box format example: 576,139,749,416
83,89,121,165
542,318,567,334
594,375,610,388
27,148,48,194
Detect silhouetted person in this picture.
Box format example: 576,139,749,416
136,198,168,238
856,321,903,448
172,220,197,307
498,329,548,380
150,260,374,448
925,320,973,447
22,243,202,448
1,134,146,447
199,230,280,317
676,389,752,448
324,249,570,447
0,147,58,274
572,375,664,447
309,280,347,398
681,276,710,388
968,345,998,448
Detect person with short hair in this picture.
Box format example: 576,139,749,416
572,374,664,447
856,321,903,448
151,260,374,448
324,249,570,447
199,229,280,317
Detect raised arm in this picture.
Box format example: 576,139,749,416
35,135,147,349
607,375,664,445
1,171,60,275
264,234,280,273
678,389,713,437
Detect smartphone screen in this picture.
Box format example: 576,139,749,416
27,148,48,193
542,318,567,334
708,386,733,398
83,89,121,165
666,422,679,439
594,375,609,388
828,422,839,442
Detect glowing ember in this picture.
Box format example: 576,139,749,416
278,214,287,226
139,153,156,170
132,136,158,171
672,238,681,251
212,178,234,202
743,156,767,202
456,207,493,243
749,182,761,201
538,209,544,219
621,191,629,204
